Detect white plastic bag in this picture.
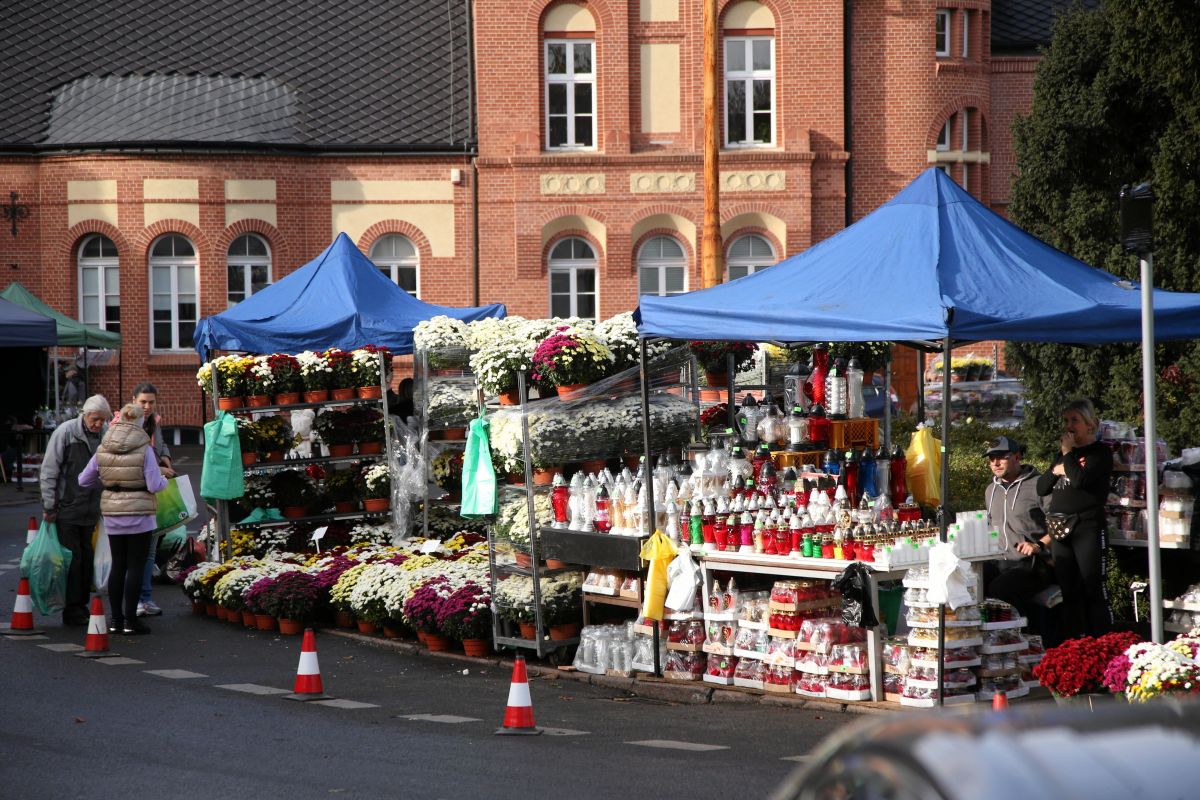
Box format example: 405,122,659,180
665,548,699,612
926,541,975,610
93,521,112,592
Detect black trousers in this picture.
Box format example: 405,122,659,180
55,520,96,618
1051,519,1111,638
108,531,152,625
984,556,1052,633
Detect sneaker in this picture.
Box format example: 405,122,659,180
137,601,163,617
108,619,124,634
123,620,151,635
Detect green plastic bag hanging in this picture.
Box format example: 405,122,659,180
19,520,72,616
201,411,245,501
460,416,497,518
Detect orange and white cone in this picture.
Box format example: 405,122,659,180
75,595,117,658
26,516,37,545
495,654,541,735
283,628,330,701
5,576,42,636
992,691,1009,710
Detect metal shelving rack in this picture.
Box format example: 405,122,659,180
413,347,477,538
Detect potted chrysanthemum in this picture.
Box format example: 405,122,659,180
531,327,615,398
361,463,392,512
259,570,320,635
437,582,492,656
403,579,453,651
296,350,333,401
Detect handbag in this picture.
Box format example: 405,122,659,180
1045,512,1079,542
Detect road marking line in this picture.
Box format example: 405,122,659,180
540,727,589,736
398,714,481,724
95,657,145,665
0,564,17,570
39,643,85,652
3,633,50,640
145,669,208,679
626,740,729,752
781,755,811,762
312,699,379,709
216,683,290,695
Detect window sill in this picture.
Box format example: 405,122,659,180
936,60,985,75
148,352,202,368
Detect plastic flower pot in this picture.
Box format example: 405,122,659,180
549,623,580,641
282,506,307,519
356,386,383,399
518,622,538,640
556,383,586,398
356,620,378,635
424,633,451,652
218,397,244,411
462,638,489,657
357,441,384,454
334,501,357,513
498,390,520,406
254,613,278,632
241,610,256,627
327,443,354,457
274,392,302,406
277,618,304,635
303,390,330,403
241,452,258,466
246,394,271,407
331,388,357,400
334,611,355,629
262,451,284,463
363,498,390,513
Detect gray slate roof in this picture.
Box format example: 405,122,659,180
992,0,1103,55
0,0,472,151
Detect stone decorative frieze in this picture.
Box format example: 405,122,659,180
540,174,606,195
630,172,695,193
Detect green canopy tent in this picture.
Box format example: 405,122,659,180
0,282,122,407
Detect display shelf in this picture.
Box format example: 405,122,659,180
1110,538,1191,549
233,509,390,529
582,593,641,609
227,396,381,415
242,453,385,472
1165,621,1192,634
492,562,582,579
1164,598,1200,612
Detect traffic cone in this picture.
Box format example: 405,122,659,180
75,595,118,658
992,691,1009,710
283,628,331,701
495,654,542,735
5,576,42,636
26,516,37,544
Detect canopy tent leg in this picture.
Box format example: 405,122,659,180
916,350,925,421
883,356,892,449
1140,254,1164,643
639,338,662,677
936,334,953,708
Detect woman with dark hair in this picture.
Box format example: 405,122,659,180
126,382,175,618
1036,398,1114,638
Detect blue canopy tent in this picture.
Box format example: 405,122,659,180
0,295,57,347
193,233,505,357
634,168,1200,662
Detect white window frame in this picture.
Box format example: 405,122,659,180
960,109,970,191
226,233,272,307
937,119,951,151
77,234,120,334
547,237,599,320
544,39,596,151
935,9,950,57
370,234,420,297
148,234,198,352
726,234,776,281
961,10,970,58
724,36,776,148
637,236,688,297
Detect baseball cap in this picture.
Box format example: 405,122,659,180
985,436,1022,457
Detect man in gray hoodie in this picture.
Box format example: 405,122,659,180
39,394,111,625
983,436,1052,627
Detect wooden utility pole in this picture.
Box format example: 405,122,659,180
701,0,723,288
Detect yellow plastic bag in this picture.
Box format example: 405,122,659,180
639,531,676,622
904,425,942,507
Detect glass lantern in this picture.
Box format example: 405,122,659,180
825,359,849,420
846,357,865,419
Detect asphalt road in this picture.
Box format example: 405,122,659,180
0,480,856,800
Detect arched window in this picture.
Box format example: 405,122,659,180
226,234,272,306
723,1,776,147
78,234,120,333
638,236,687,296
149,234,198,351
726,234,775,281
370,234,419,297
548,237,597,319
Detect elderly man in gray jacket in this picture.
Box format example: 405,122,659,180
983,436,1053,630
39,394,111,625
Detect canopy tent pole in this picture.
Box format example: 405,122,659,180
1140,253,1164,642
883,356,892,449
935,335,953,707
916,350,925,421
51,347,58,413
639,338,662,676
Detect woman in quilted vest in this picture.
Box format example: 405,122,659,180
78,403,169,634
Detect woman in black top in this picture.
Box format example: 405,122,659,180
1036,398,1114,637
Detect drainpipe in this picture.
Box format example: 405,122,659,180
466,0,481,306
843,0,854,226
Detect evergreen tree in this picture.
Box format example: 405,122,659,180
1007,0,1200,457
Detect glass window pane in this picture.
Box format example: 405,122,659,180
152,266,170,292
751,235,773,257
551,294,571,318
753,80,771,112
178,298,196,320
576,268,595,292
153,323,172,349
547,43,567,74
575,115,593,147
550,240,574,260
575,240,595,259
394,236,415,258
178,266,195,294
549,117,568,148
726,81,745,142
105,305,119,332
151,238,171,257
730,237,750,258
574,84,592,115
247,235,268,257
81,237,100,258
81,267,99,294
639,268,658,295
99,236,116,257
577,293,596,319
752,39,771,71
82,296,99,324
174,236,194,256
251,265,270,291
550,271,570,292
573,43,592,74
153,293,171,313
398,268,417,294
105,267,119,292
228,290,245,306
729,265,748,281
178,322,195,348
726,40,744,73
548,84,567,116
665,267,685,293
659,237,683,258
753,111,771,143
228,264,244,290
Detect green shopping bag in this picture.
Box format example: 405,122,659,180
201,411,245,501
460,416,497,518
19,520,72,616
151,476,199,534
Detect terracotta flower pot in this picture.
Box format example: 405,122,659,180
327,443,354,457
226,608,243,625
498,390,521,406
363,497,390,513
440,428,466,441
424,633,451,652
277,618,304,635
556,383,587,398
303,389,330,403
545,558,569,569
191,601,205,615
578,458,608,475
518,622,538,640
356,620,378,635
704,371,729,388
514,552,533,568
549,622,580,641
205,603,219,617
357,440,383,454
215,605,228,620
282,506,307,519
263,451,284,463
462,638,489,657
416,629,429,646
241,452,258,466
334,501,357,513
622,454,642,471
218,396,244,411
382,624,401,639
246,394,271,407
254,613,278,631
532,466,561,485
274,391,302,406
334,611,355,629
331,387,357,400
357,385,383,399
241,610,257,627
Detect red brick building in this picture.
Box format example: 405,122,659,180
0,0,1074,432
